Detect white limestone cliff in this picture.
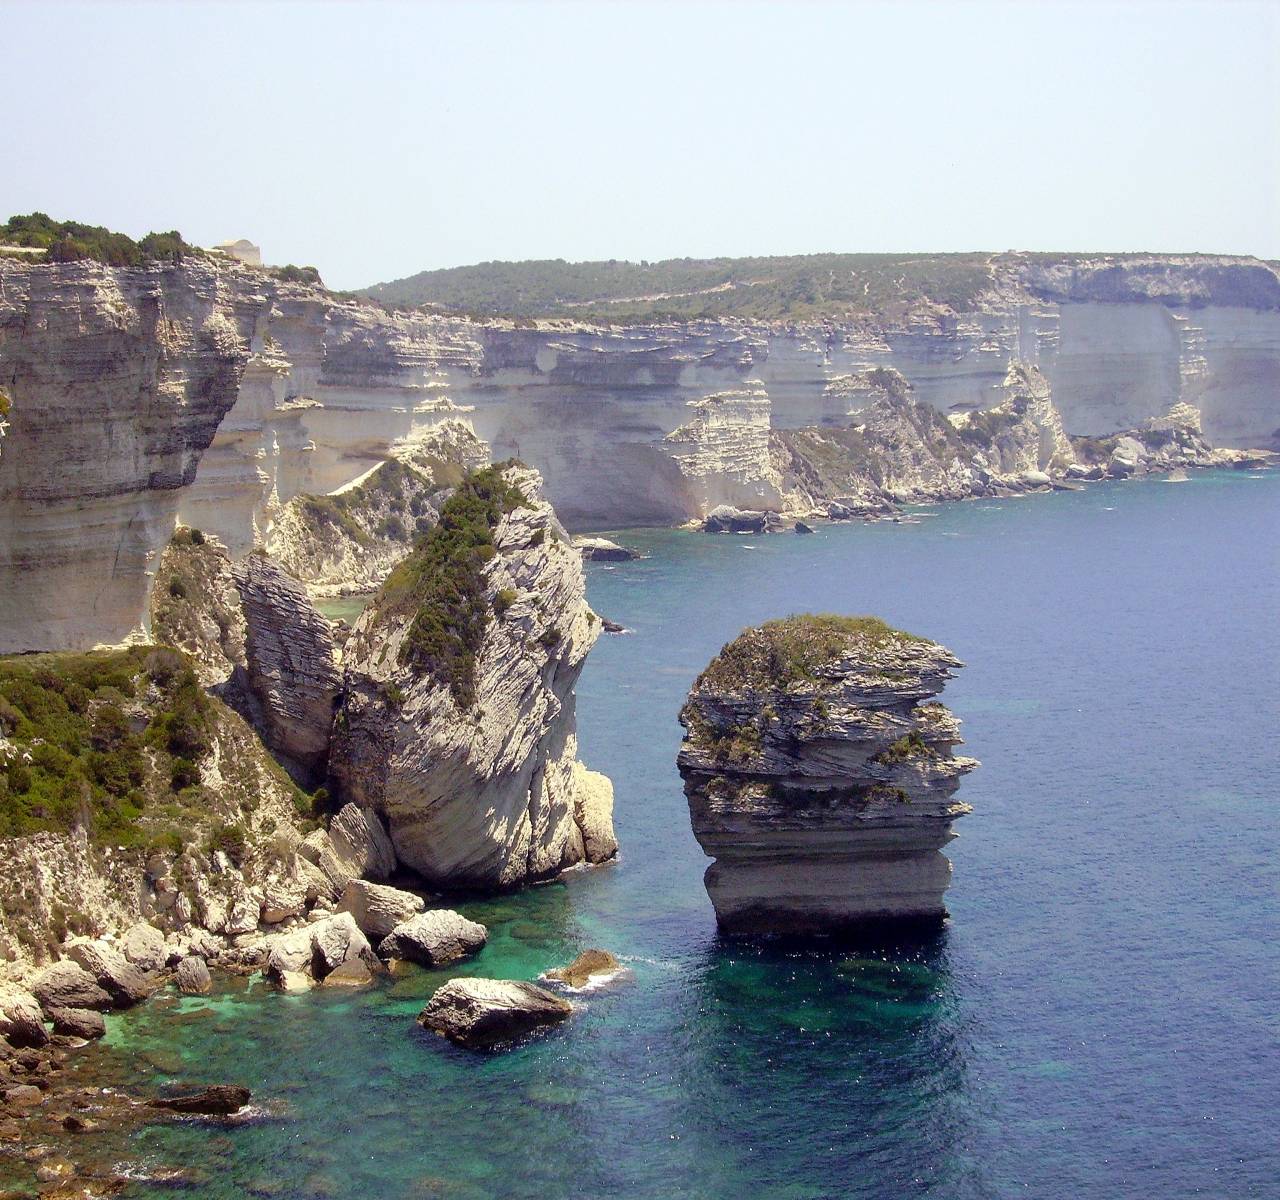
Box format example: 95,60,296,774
329,465,616,890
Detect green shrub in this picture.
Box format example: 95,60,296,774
1,213,194,267
368,465,530,708
873,730,932,764
493,588,517,618
0,647,214,846
205,822,247,865
189,528,205,546
168,576,188,600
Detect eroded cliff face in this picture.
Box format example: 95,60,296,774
677,616,977,935
264,419,489,593
0,260,256,653
2,252,1276,654
329,465,615,890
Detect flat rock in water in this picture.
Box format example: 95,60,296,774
149,1085,251,1115
417,978,571,1050
379,910,487,967
543,949,621,989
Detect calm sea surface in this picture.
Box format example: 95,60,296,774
59,470,1280,1198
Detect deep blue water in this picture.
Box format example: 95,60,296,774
57,470,1280,1198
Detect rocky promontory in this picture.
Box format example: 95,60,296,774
677,615,977,935
329,463,616,889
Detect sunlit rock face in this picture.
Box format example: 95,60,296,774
2,252,1276,654
677,616,977,936
328,466,616,890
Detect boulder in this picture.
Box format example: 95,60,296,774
264,927,314,990
319,804,397,889
574,537,639,562
47,1007,106,1040
704,505,768,534
336,879,425,941
543,949,621,989
122,922,166,972
66,940,155,1007
571,763,618,864
4,1084,44,1108
309,912,375,980
417,979,572,1050
0,986,49,1049
149,1085,250,1115
175,956,212,996
260,876,308,924
31,962,112,1014
379,910,487,967
794,521,814,534
319,959,373,988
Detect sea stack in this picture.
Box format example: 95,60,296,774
677,615,977,935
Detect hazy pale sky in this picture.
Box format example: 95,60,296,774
3,0,1277,289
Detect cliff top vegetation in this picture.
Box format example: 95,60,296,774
362,252,997,323
0,213,196,268
695,614,925,692
365,464,531,708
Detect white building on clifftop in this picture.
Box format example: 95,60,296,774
212,238,262,266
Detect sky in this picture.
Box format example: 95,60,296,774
2,0,1277,290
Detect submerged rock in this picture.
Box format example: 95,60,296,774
543,949,621,988
379,910,487,967
677,614,977,936
417,978,572,1050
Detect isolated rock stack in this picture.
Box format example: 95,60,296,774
677,615,977,935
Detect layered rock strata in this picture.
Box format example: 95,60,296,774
677,615,977,935
264,419,490,593
4,252,1277,654
329,465,617,889
150,530,340,785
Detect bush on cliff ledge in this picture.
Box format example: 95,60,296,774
368,464,530,708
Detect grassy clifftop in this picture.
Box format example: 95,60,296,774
362,253,998,323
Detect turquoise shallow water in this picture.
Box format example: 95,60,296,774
61,470,1280,1198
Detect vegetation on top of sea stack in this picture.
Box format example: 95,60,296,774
365,464,531,708
0,213,197,267
695,614,926,693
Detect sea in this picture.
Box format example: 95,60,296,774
54,469,1280,1198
